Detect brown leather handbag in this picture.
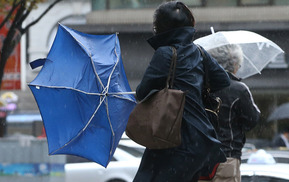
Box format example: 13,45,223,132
126,47,186,149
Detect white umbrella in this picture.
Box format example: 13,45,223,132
194,30,284,79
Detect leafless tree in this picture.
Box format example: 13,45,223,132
0,0,63,88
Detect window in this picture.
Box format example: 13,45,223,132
91,0,167,10
181,0,203,7
273,0,289,5
239,0,271,6
91,0,289,10
206,0,238,7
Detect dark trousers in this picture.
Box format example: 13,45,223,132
133,148,203,182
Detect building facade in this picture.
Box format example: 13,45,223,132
16,0,91,111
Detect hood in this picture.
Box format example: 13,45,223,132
147,26,196,50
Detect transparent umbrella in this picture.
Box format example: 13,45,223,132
267,102,289,122
194,30,284,79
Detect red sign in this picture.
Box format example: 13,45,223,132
0,15,21,90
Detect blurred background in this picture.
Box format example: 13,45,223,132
3,0,289,139
1,0,289,181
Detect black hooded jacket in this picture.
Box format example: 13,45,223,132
214,72,260,159
136,27,230,150
133,27,230,181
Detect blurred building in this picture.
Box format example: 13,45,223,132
16,0,289,137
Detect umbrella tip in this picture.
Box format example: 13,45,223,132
210,27,215,34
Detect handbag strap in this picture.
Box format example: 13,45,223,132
166,46,177,89
196,45,210,92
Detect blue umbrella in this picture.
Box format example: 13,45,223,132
28,24,136,167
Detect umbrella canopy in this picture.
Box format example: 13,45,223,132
194,30,284,79
28,24,136,167
267,103,289,122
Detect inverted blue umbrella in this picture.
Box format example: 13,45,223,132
28,24,136,167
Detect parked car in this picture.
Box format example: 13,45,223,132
241,148,289,163
241,139,271,153
245,138,271,148
241,163,289,181
242,143,256,153
241,149,289,181
65,139,144,182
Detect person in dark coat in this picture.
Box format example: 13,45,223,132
200,44,260,182
133,2,230,182
271,127,289,148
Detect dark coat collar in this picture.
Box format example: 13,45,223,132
227,71,242,81
147,26,196,50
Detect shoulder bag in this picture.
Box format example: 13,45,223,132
126,46,186,149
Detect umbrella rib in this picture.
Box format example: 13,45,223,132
82,95,106,131
50,95,106,155
110,94,137,103
104,96,115,158
99,34,120,159
67,31,106,91
102,34,120,96
243,54,261,74
91,56,106,91
109,91,136,95
29,85,105,96
101,36,137,99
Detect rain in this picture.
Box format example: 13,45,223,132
0,0,289,182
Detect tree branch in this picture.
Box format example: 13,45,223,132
12,0,26,30
23,0,63,34
0,0,21,30
17,0,37,31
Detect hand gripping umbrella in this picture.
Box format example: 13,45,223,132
194,30,284,79
28,24,136,167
